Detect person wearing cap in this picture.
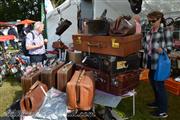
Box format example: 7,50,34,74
142,11,173,118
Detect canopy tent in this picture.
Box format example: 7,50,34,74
17,19,36,25
46,0,180,50
0,19,36,27
0,35,15,42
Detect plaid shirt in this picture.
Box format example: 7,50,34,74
142,24,173,70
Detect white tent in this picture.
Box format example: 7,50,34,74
46,0,180,50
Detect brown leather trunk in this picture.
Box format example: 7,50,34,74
41,62,65,89
72,34,142,57
57,62,74,92
92,67,140,95
21,69,43,94
93,70,110,93
109,70,141,95
76,64,140,95
66,70,95,111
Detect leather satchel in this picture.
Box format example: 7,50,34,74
56,19,72,36
110,16,136,36
52,39,68,49
67,70,95,111
20,81,48,115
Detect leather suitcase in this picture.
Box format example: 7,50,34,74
93,70,110,93
82,53,140,74
41,62,65,89
165,78,180,96
57,62,74,92
92,67,140,95
21,68,43,94
66,70,95,111
75,65,110,93
72,34,142,57
68,51,82,64
109,70,140,95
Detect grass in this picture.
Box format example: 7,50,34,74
0,78,180,120
0,76,22,117
115,81,180,120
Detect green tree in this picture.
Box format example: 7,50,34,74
0,0,41,21
0,0,65,21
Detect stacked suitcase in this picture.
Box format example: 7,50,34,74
72,34,142,95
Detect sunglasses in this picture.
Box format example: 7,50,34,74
149,20,158,24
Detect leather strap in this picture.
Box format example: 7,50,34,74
76,70,85,104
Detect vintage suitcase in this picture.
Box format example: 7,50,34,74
57,62,74,92
72,34,142,57
77,65,140,96
68,51,82,64
41,62,65,89
109,70,141,95
94,69,140,95
165,78,180,96
66,70,95,111
21,68,43,94
93,70,110,93
82,53,140,74
75,64,110,92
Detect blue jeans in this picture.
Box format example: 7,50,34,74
147,56,168,113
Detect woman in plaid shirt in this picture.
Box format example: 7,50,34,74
142,11,173,118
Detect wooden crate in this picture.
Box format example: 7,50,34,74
165,78,180,96
139,69,149,82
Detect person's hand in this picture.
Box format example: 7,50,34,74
44,39,48,44
37,42,44,48
156,48,163,54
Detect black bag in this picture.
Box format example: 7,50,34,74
128,0,142,14
56,18,72,36
86,19,110,35
82,55,102,69
21,32,35,56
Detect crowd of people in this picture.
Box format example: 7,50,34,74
0,24,32,51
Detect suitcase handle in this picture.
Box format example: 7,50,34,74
76,70,85,104
87,42,101,48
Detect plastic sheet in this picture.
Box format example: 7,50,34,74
33,88,67,120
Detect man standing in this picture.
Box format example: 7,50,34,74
26,21,48,63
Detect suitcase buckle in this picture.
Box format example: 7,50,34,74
76,37,82,45
111,38,119,48
117,61,128,69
